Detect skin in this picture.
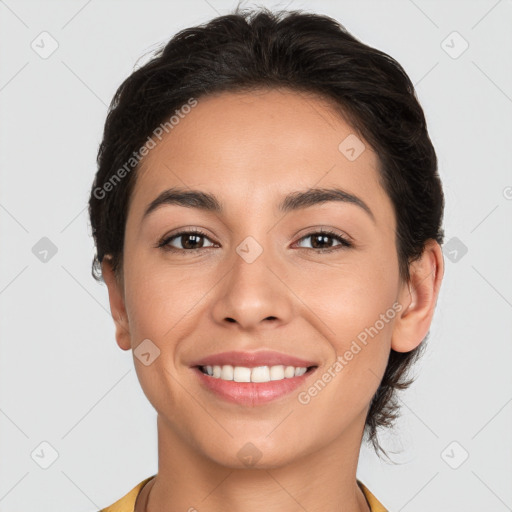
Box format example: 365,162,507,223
101,87,444,512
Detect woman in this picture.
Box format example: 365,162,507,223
89,6,445,511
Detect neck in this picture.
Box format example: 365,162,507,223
140,413,371,512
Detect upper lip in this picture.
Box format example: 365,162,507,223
190,350,318,368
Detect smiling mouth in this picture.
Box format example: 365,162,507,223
196,364,318,383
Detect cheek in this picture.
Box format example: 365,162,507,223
298,276,398,419
122,255,217,341
298,246,400,334
296,248,399,383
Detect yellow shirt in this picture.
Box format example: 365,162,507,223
99,475,388,511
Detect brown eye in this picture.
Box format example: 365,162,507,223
158,229,216,252
295,229,352,252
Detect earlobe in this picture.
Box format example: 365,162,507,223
391,239,444,353
101,257,132,351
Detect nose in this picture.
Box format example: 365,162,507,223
210,244,294,331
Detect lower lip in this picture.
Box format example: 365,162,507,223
192,367,317,406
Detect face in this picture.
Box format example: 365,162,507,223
109,88,410,468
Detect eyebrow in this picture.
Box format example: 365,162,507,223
142,186,375,223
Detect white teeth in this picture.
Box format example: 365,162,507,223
233,366,251,382
201,364,310,382
221,365,233,380
269,365,285,380
295,367,307,377
251,366,270,382
284,366,296,378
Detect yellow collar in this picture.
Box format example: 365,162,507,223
100,475,388,511
358,480,388,511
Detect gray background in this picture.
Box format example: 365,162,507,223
0,0,511,510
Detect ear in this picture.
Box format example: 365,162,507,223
391,239,444,353
101,257,132,351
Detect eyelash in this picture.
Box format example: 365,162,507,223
156,228,352,254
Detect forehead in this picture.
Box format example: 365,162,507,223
129,88,389,220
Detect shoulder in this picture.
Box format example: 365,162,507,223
99,475,156,512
